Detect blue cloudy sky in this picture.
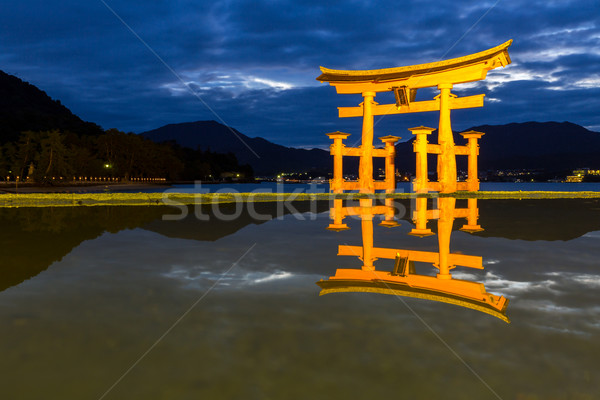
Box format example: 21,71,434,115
1,0,599,148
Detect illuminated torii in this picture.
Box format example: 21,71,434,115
318,197,509,322
318,40,512,193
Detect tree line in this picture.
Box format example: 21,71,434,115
0,129,253,183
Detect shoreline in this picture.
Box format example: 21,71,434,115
0,183,172,194
0,191,600,208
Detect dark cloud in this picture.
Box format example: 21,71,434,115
1,0,599,147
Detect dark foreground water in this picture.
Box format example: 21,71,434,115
119,181,600,193
1,199,599,399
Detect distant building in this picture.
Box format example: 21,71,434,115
565,175,583,183
220,171,244,180
565,168,600,182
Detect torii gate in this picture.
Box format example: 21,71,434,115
318,40,512,193
317,197,509,322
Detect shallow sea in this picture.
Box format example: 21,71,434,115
120,181,600,193
1,197,599,399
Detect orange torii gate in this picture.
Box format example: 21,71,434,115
318,197,509,322
410,127,485,192
327,132,399,194
318,40,512,193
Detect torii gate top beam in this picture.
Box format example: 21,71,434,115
316,40,512,94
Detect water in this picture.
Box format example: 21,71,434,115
479,181,600,192
1,199,600,399
118,181,600,193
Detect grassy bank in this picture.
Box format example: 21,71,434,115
1,191,600,207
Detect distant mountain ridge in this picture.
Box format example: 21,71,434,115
141,121,332,175
394,121,600,173
2,69,599,175
0,70,103,143
469,121,600,170
142,120,600,175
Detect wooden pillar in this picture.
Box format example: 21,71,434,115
379,135,400,192
326,198,350,231
360,198,375,270
460,198,484,233
408,196,434,237
437,83,457,193
459,130,484,192
409,126,435,193
379,197,401,228
359,92,376,193
379,135,400,228
436,197,455,279
327,132,350,194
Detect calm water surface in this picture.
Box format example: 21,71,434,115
118,181,600,193
1,199,599,399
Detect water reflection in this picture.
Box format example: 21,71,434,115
0,207,165,291
318,197,510,322
2,199,600,398
0,201,330,292
4,198,600,295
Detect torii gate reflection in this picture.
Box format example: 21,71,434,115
317,197,510,322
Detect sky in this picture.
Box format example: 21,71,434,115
1,0,599,148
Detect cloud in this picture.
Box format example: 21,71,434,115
246,271,293,284
1,0,599,146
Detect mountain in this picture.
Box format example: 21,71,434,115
7,198,599,293
466,121,600,171
142,120,600,176
394,121,600,173
142,201,330,241
475,198,600,241
0,70,103,143
4,67,597,175
0,202,331,292
141,121,332,176
0,206,166,292
395,198,600,241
